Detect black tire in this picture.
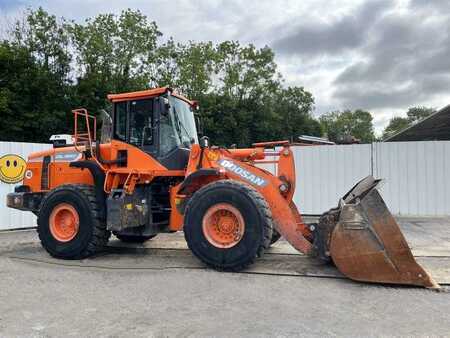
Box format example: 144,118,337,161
37,184,110,259
184,180,273,271
270,229,282,245
114,233,157,243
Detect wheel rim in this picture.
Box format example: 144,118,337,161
49,203,80,242
202,203,245,248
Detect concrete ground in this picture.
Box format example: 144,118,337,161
1,217,450,337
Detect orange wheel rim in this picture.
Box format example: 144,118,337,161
202,203,245,248
49,203,80,242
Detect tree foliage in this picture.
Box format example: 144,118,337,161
382,106,436,140
319,109,375,143
0,8,71,141
67,9,161,112
406,106,436,123
381,117,410,140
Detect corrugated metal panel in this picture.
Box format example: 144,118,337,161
255,148,277,174
0,142,51,230
293,144,372,215
374,141,450,216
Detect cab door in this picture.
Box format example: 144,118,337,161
113,98,158,157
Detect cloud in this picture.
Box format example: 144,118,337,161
333,2,450,111
269,0,450,132
272,0,392,57
0,0,24,11
409,0,450,11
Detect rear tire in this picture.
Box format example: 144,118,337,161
114,233,157,243
37,184,110,259
184,180,273,271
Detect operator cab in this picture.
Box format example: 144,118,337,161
106,87,199,170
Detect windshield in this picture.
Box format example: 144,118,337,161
159,96,198,156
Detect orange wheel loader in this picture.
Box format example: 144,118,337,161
6,87,438,288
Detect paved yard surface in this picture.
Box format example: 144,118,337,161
1,217,450,337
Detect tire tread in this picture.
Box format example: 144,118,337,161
37,184,110,259
184,179,273,271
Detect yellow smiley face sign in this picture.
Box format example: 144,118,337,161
0,154,27,184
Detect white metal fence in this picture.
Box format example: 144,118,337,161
293,141,450,216
0,142,51,230
293,144,372,215
0,140,449,230
372,141,450,216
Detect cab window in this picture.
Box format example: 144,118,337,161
129,99,153,147
113,99,153,147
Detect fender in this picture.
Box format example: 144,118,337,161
70,160,106,219
178,168,221,195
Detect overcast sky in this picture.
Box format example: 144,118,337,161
1,0,449,134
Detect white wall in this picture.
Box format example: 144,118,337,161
0,142,51,230
293,144,372,215
293,141,450,216
373,141,450,216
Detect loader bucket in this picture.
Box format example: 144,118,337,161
318,176,438,288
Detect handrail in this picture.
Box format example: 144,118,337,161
73,108,96,151
72,108,106,171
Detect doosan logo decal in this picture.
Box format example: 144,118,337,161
218,159,267,187
54,152,81,162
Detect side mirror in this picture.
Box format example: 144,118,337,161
161,97,170,116
199,136,209,148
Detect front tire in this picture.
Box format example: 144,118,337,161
37,184,110,259
184,180,273,271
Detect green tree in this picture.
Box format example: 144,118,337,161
381,106,436,140
273,86,321,142
151,40,218,100
382,117,410,140
0,8,72,142
203,43,296,146
68,9,161,112
12,7,71,76
168,41,294,147
216,42,280,99
406,106,436,123
319,109,375,143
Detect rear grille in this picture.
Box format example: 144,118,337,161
41,155,51,190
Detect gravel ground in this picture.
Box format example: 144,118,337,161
0,226,450,337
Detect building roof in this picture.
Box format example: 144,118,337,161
298,135,335,145
385,105,450,142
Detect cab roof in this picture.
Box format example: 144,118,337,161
107,86,194,106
